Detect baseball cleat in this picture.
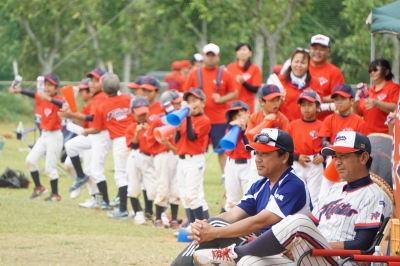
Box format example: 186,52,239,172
29,186,48,200
70,184,84,199
153,219,164,228
43,194,62,202
133,211,146,225
79,198,96,208
161,213,170,228
169,220,180,230
109,196,120,207
100,202,113,211
107,209,129,220
68,175,89,192
194,244,237,266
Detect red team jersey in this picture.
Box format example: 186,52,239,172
227,62,262,113
309,62,345,121
225,128,251,159
278,75,323,122
92,94,134,139
247,110,290,133
287,119,322,156
358,80,400,134
165,71,187,92
183,66,237,124
149,102,164,116
319,113,368,143
90,91,108,129
80,102,92,129
34,93,63,131
146,115,174,154
176,114,211,155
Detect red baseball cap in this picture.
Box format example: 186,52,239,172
127,76,144,89
180,60,193,68
297,89,321,105
86,68,106,80
140,76,160,91
245,128,294,153
130,96,150,116
171,61,183,70
77,78,90,90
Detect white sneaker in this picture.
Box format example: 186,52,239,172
70,185,84,199
134,211,146,225
79,198,95,208
194,244,237,266
161,212,170,228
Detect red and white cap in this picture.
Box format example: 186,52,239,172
310,34,331,48
321,131,371,156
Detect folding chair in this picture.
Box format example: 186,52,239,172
297,217,390,266
0,136,5,157
340,254,400,266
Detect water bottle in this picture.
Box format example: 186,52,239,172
16,121,24,140
11,75,22,89
371,246,387,266
37,76,45,92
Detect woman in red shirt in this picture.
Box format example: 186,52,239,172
278,48,323,122
354,59,400,134
227,43,262,113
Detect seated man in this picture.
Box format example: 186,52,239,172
194,131,393,266
171,128,312,266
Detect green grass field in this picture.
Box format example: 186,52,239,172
0,122,225,266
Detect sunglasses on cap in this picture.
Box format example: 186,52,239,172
253,134,276,144
296,47,310,53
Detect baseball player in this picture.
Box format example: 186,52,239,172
9,73,64,201
63,78,99,202
151,90,182,228
245,84,290,185
183,43,238,179
62,68,113,210
165,61,186,92
193,131,393,266
287,89,324,206
227,43,263,113
82,73,133,219
175,88,211,222
192,53,204,69
172,128,311,266
223,101,252,211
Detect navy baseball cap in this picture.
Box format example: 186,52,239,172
331,83,355,98
44,73,60,87
225,101,249,120
130,95,150,115
297,89,321,105
127,76,144,89
77,78,90,90
184,87,206,101
246,128,294,153
86,68,106,80
321,131,371,156
140,76,160,91
160,90,183,105
257,84,283,101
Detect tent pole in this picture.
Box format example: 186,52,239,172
392,35,400,84
371,33,376,86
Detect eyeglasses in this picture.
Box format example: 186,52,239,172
296,47,310,53
368,68,380,73
253,134,276,144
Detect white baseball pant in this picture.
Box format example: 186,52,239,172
154,151,180,207
318,156,336,201
26,130,63,180
224,157,252,211
177,154,206,210
127,150,157,200
292,155,323,206
111,136,130,188
238,214,353,266
65,130,111,183
64,150,99,195
248,151,263,185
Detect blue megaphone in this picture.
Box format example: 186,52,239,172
167,107,190,126
177,228,193,242
219,125,241,151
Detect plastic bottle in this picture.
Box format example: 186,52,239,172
16,121,24,140
371,246,387,266
36,76,45,92
11,75,22,89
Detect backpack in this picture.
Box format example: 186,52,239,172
196,66,225,93
0,167,30,189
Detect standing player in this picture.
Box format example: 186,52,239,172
192,53,204,69
183,43,238,180
9,73,64,201
193,131,392,266
82,73,133,219
165,61,186,92
227,43,262,113
287,89,324,206
223,101,252,211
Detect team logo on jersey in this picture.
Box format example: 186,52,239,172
274,193,284,201
243,73,251,81
309,130,319,140
212,80,224,85
106,108,130,121
44,108,52,117
342,127,354,132
370,211,381,220
320,199,358,219
318,77,328,86
377,94,387,101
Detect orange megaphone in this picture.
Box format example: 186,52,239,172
154,125,176,142
245,119,274,142
60,85,78,113
323,159,340,182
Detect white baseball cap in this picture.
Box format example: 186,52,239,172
193,53,204,62
310,34,331,48
203,43,220,55
321,131,371,156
